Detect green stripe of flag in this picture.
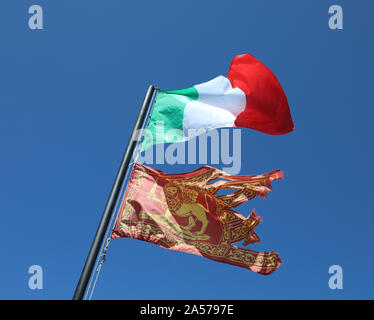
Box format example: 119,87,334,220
140,87,198,151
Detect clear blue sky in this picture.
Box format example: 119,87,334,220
1,0,373,300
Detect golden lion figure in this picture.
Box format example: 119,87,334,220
164,183,209,237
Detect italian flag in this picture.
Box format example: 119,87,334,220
141,53,294,151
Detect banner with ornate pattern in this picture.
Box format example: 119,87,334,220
111,163,284,275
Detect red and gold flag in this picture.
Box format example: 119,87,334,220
111,163,284,275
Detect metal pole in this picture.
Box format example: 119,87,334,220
73,85,156,300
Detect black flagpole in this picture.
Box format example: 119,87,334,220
73,85,156,300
